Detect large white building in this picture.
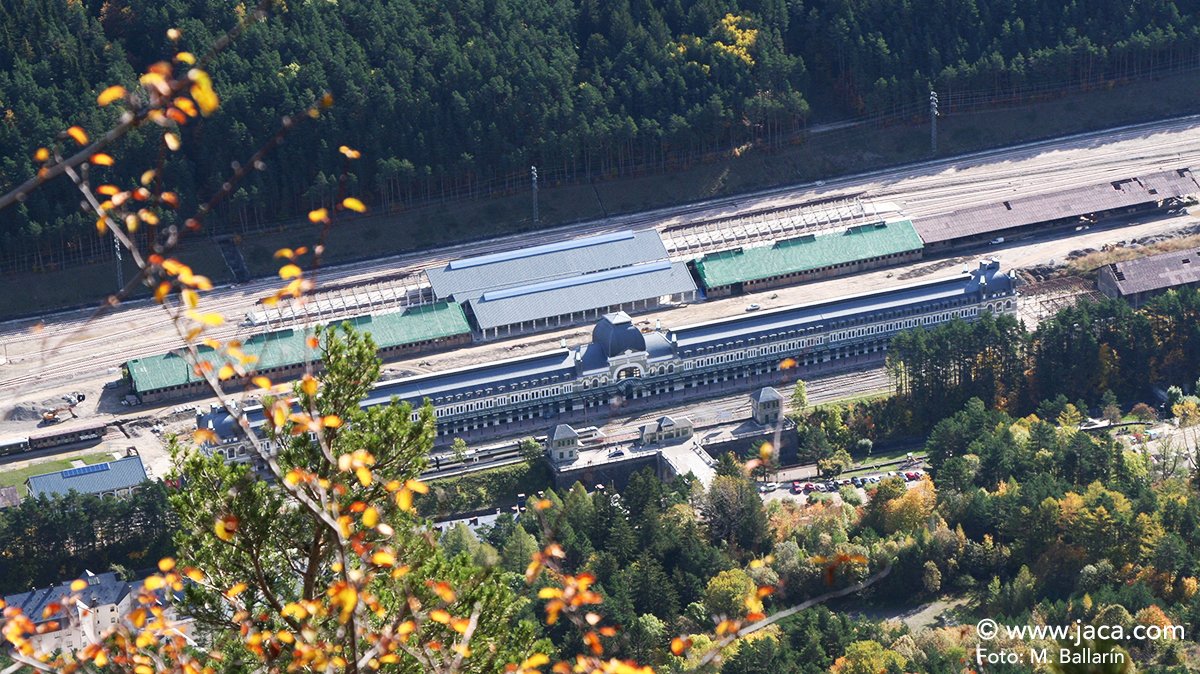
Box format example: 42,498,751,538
196,260,1017,457
3,571,191,655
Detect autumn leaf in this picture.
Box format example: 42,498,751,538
308,208,328,223
91,153,114,166
67,126,88,145
279,264,302,280
97,85,127,106
342,197,366,212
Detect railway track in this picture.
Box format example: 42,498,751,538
4,115,1200,396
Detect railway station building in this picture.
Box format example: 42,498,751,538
425,230,699,339
1097,247,1200,307
692,220,924,297
197,260,1017,455
126,301,472,403
913,169,1198,250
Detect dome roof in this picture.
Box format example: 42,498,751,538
591,312,646,358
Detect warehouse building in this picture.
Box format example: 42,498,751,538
914,170,1198,249
26,455,148,499
1098,247,1200,307
197,260,1016,455
692,220,924,296
426,230,698,339
127,301,472,403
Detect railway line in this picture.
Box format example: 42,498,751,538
4,115,1200,398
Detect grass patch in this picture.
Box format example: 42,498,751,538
818,389,893,408
1068,231,1200,274
417,460,554,519
0,452,115,496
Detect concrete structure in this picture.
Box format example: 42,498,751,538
197,260,1017,453
426,230,698,339
750,387,784,424
1097,248,1200,307
126,302,472,403
640,416,694,445
2,571,190,655
549,424,580,464
914,170,1198,249
692,221,924,297
26,456,148,500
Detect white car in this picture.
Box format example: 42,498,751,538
746,304,762,312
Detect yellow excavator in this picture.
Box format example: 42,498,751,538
41,392,85,423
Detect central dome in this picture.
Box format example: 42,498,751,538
592,312,646,358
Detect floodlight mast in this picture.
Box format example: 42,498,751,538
929,90,939,155
531,165,539,224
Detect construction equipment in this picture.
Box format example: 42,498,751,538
41,407,77,423
41,393,85,423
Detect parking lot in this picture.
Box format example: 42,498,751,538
758,469,926,506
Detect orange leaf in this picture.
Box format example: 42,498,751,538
308,208,328,223
67,126,88,145
429,610,450,624
342,197,366,213
323,415,342,428
97,184,120,196
91,153,114,166
252,376,271,390
34,147,49,162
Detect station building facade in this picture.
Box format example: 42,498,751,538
197,261,1017,459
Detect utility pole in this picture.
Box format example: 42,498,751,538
531,165,539,225
929,90,939,155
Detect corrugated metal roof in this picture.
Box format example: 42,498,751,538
1108,248,1200,295
449,231,636,269
27,456,147,498
427,230,670,302
469,261,696,330
692,221,923,288
128,302,471,394
913,170,1198,244
671,262,1013,352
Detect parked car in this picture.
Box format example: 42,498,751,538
609,450,625,458
815,484,826,492
804,483,815,492
791,481,803,494
904,472,917,480
851,477,862,487
746,304,762,312
868,476,880,483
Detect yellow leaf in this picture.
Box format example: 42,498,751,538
91,153,114,166
174,97,197,117
94,652,108,667
71,579,87,591
323,415,342,428
396,489,412,512
226,582,247,598
301,375,318,396
34,147,49,162
217,365,235,380
214,519,234,542
279,264,302,280
67,126,88,145
96,217,108,235
125,213,139,233
189,69,219,115
252,376,271,390
451,618,470,634
143,576,165,591
97,184,120,196
164,133,180,151
141,169,156,185
184,567,204,582
371,551,395,567
272,404,286,428
274,248,294,259
97,85,126,106
362,507,378,528
521,654,550,669
175,51,196,64
308,208,328,223
338,146,361,159
405,479,429,494
355,466,373,487
158,557,176,572
429,610,450,624
182,288,199,309
138,208,160,225
342,197,366,213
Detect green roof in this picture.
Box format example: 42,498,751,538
692,220,923,288
128,301,471,394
